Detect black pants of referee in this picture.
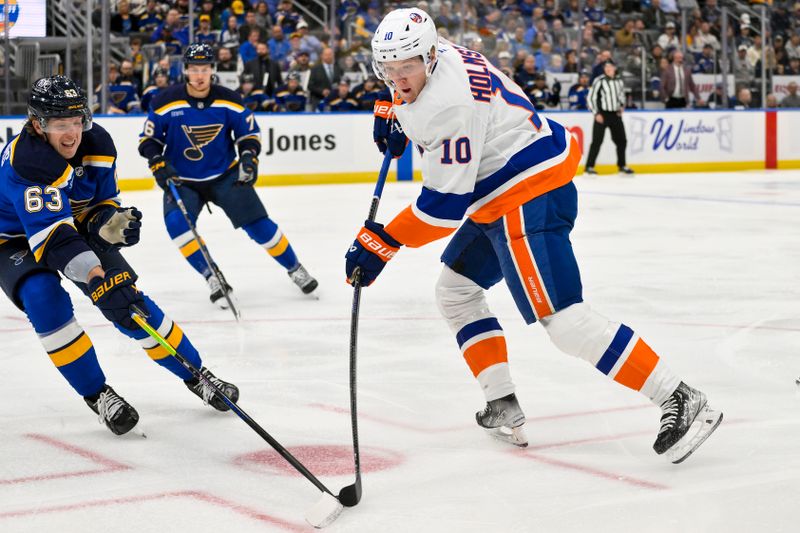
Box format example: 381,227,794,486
585,111,627,169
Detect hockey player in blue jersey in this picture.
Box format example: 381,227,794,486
139,44,318,306
0,76,240,436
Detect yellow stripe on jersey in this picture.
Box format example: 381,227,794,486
8,136,19,163
73,199,121,223
211,100,245,112
51,165,73,188
33,221,77,261
83,155,115,167
155,100,191,115
48,332,93,367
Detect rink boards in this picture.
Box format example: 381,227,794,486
0,108,796,189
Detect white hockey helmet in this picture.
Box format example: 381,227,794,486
371,8,438,85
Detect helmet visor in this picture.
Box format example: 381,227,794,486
40,114,91,133
372,57,427,86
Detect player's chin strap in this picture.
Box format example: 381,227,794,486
129,306,345,528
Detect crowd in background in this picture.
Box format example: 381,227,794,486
92,0,800,114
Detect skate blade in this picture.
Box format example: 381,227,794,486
665,406,722,464
484,425,528,448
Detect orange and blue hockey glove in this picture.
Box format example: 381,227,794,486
345,220,402,286
373,90,407,157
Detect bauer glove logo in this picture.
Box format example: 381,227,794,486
90,271,133,302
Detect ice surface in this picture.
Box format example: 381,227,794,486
1,171,799,532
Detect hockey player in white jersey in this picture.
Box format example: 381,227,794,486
344,7,722,463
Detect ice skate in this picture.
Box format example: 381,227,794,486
476,393,528,447
288,263,318,295
84,385,140,436
185,367,239,412
207,274,234,309
653,382,722,464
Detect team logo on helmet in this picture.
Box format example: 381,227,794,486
35,78,52,92
181,123,224,161
409,12,422,23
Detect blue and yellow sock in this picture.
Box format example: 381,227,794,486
165,208,211,278
242,217,299,270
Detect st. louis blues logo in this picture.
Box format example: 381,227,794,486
180,123,224,161
409,12,422,23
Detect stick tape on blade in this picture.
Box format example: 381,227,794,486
304,491,344,529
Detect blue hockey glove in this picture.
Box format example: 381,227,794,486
345,220,402,287
237,150,258,186
148,154,180,190
88,268,145,330
86,205,143,252
373,91,407,157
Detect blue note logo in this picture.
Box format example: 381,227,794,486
0,1,19,34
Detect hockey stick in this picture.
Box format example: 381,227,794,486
129,306,343,528
167,179,240,321
339,151,393,508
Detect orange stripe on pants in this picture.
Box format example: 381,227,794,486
613,338,659,391
504,208,553,320
462,335,508,377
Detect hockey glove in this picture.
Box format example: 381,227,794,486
373,90,408,157
86,205,143,253
345,220,401,287
237,150,258,186
148,154,180,190
88,268,145,330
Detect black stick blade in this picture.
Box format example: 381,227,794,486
338,480,362,507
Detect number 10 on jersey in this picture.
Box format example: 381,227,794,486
441,137,471,164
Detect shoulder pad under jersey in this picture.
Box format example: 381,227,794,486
70,123,117,167
10,128,72,187
149,84,188,113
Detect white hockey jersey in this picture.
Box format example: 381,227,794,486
384,39,581,248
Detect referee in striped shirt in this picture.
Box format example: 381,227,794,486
585,59,634,175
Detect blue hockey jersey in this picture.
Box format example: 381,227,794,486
138,84,261,181
0,124,120,264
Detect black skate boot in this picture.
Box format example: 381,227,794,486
185,367,240,412
476,393,528,447
207,274,234,309
288,264,318,294
84,385,140,436
653,382,723,464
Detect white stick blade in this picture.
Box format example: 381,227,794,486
304,492,344,529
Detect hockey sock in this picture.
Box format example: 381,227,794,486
114,293,202,381
19,272,105,397
165,208,212,278
540,303,681,406
242,217,299,270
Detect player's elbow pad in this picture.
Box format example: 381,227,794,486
138,138,163,161
44,225,100,281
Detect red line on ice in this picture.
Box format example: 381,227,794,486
0,490,307,531
0,434,130,486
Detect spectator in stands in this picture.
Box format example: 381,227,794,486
514,55,538,96
563,49,579,73
238,73,271,112
276,0,304,34
786,33,800,60
268,25,292,67
496,50,514,78
275,72,308,112
139,0,163,33
733,44,756,85
198,0,221,30
95,63,142,115
435,1,460,34
509,26,533,58
765,93,779,108
780,81,800,107
296,20,322,61
528,72,560,110
308,47,343,110
693,44,717,74
128,37,145,83
141,68,170,112
118,59,140,95
243,41,283,96
569,70,591,110
288,51,312,91
583,0,605,24
695,21,720,51
615,19,637,50
154,25,184,56
734,87,752,109
195,15,218,46
216,46,238,73
221,0,246,27
341,55,368,87
595,19,615,50
219,15,241,51
152,9,188,50
662,50,703,108
240,29,263,65
591,50,612,82
658,21,679,52
239,10,269,44
354,76,382,111
319,80,359,112
535,41,553,72
111,0,139,35
785,56,800,75
254,1,273,30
